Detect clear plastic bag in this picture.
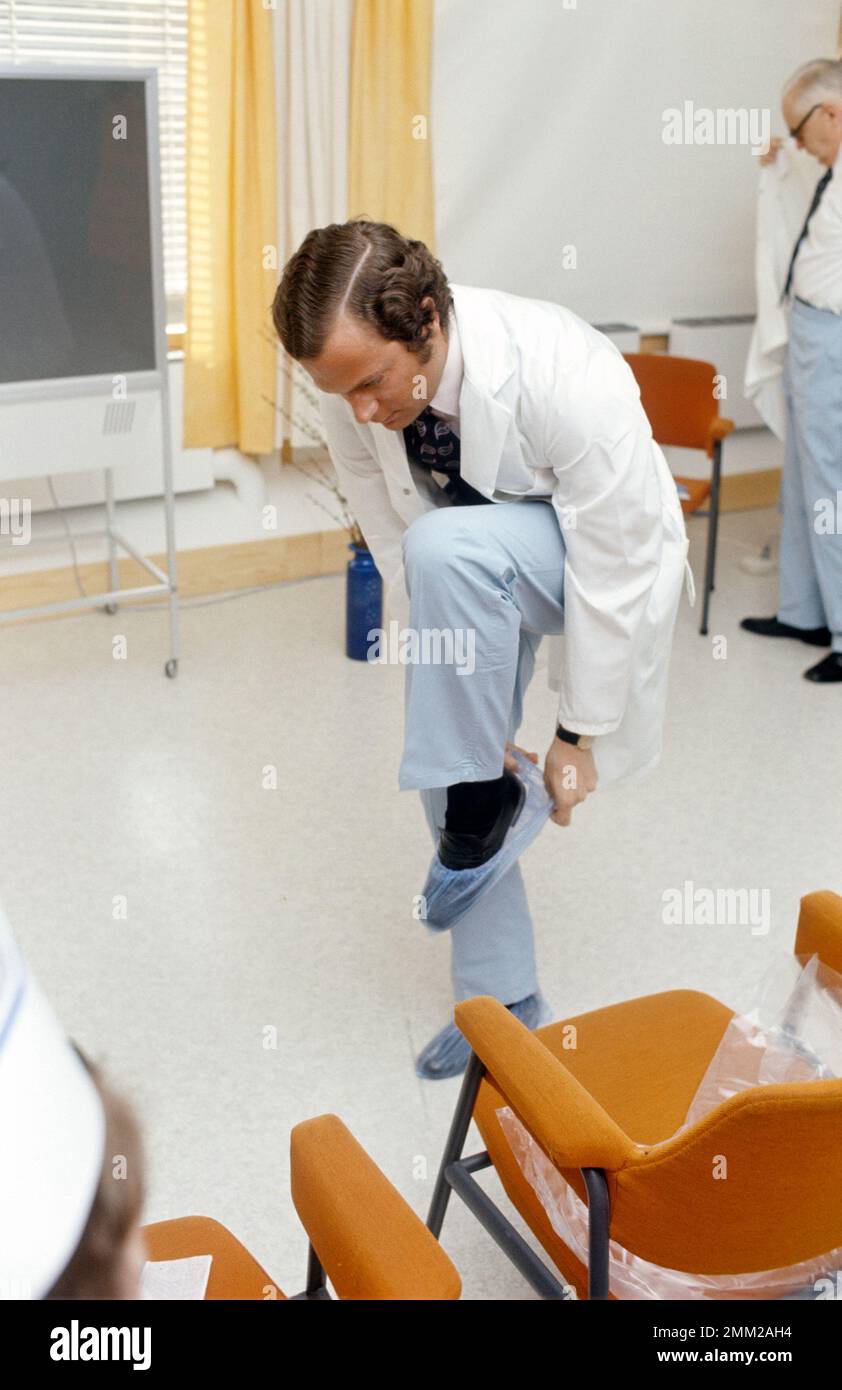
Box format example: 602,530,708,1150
672,953,841,1139
496,951,842,1299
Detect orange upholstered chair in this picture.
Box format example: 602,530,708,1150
624,353,735,638
143,1113,461,1300
427,891,842,1301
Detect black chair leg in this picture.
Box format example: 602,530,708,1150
582,1168,611,1300
699,441,722,636
709,452,723,591
427,1049,486,1238
700,532,713,635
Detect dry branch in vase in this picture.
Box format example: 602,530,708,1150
261,337,368,549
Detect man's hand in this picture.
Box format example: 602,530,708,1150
758,135,783,167
543,737,598,827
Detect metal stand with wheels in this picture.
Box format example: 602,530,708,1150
0,65,181,679
0,447,180,680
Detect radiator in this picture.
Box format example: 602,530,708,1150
5,356,214,514
591,322,640,354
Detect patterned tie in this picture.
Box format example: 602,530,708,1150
402,404,492,507
781,166,833,303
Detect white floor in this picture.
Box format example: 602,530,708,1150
1,502,840,1301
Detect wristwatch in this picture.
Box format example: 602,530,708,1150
555,722,595,751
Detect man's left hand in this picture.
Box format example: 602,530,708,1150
543,737,598,827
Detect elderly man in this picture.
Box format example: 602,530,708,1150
742,58,842,679
273,220,690,1078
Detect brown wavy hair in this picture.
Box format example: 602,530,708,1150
44,1049,145,1300
272,219,453,366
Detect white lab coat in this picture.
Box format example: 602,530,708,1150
317,282,692,789
744,144,816,440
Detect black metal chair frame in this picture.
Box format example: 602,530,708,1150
693,436,723,637
417,1047,829,1303
285,1050,608,1302
425,1051,610,1300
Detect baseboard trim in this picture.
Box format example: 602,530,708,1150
0,528,353,623
718,466,780,511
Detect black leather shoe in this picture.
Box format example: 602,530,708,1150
741,616,832,646
437,770,526,870
804,652,842,682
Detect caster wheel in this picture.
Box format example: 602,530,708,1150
104,603,118,615
165,658,178,678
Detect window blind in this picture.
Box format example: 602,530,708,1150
0,0,188,327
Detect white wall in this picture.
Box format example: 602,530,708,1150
27,0,829,557
433,0,840,327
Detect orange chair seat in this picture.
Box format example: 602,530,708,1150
473,988,733,1299
674,475,712,516
141,1216,285,1300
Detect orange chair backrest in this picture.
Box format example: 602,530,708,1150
623,352,723,455
795,890,842,977
609,889,842,1276
611,1077,842,1276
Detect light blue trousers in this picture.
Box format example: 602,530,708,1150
397,498,566,1004
778,297,842,652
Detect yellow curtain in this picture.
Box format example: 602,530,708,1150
183,0,278,454
348,0,435,251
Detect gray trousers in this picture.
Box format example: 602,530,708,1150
397,497,567,1003
778,296,842,651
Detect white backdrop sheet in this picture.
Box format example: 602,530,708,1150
433,0,841,326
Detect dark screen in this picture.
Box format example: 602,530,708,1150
0,76,156,383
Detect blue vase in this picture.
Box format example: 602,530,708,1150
345,542,383,661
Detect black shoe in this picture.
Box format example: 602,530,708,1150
740,616,832,647
437,770,526,870
804,652,842,683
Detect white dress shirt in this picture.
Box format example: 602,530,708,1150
426,303,554,501
405,307,464,500
792,142,842,313
428,307,462,432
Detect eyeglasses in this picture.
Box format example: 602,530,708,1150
788,104,822,140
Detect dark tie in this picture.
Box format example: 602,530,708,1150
402,404,492,507
781,166,833,303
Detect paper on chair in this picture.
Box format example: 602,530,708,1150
140,1254,213,1300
